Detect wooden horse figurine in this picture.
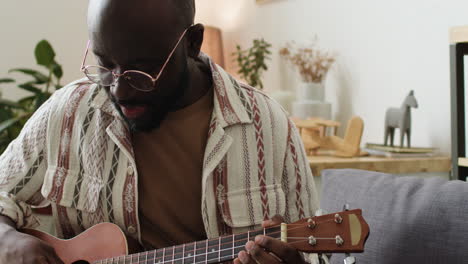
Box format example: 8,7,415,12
384,90,418,147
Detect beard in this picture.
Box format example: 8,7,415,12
108,61,191,133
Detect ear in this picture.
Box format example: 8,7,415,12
186,23,204,59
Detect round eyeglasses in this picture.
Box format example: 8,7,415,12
80,26,191,92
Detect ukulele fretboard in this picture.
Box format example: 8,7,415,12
94,226,281,264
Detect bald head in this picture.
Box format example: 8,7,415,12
88,0,195,25
85,0,206,132
88,0,195,38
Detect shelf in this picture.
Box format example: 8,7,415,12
309,155,451,176
458,157,468,167
450,25,468,43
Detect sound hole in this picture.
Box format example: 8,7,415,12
72,261,90,264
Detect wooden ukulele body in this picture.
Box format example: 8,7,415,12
23,223,128,264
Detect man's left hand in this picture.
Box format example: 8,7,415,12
233,215,307,264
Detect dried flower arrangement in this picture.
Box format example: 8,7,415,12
279,39,335,83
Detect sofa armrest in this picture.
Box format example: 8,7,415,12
320,169,468,264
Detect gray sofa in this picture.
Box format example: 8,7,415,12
320,169,468,264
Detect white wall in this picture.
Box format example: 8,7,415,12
0,1,88,100
1,0,465,154
196,0,468,154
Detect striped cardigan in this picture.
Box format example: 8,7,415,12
0,56,319,257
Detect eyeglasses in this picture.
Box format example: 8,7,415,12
80,27,191,92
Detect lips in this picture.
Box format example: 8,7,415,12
119,105,148,119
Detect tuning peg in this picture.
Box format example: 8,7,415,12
342,203,350,211
307,218,317,229
343,256,356,264
334,213,343,224
335,235,344,246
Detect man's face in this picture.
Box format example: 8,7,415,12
88,0,191,132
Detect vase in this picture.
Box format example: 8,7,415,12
292,82,331,119
269,90,295,114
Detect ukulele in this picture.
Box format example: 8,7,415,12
23,209,369,264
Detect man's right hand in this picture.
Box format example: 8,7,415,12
0,216,64,264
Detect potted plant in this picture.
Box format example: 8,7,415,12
0,40,63,154
279,39,335,119
232,38,272,90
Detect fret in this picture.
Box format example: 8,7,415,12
205,239,208,263
217,237,221,263
155,248,164,264
145,251,148,264
232,234,235,259
163,247,169,263
183,244,185,264
172,246,176,264
118,255,125,264
146,250,156,264
219,235,233,262
265,226,281,239
234,233,248,256
207,238,219,263
137,252,144,264
173,245,184,264
193,241,197,263
183,243,195,264
194,240,206,263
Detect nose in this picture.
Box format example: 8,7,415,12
109,74,137,102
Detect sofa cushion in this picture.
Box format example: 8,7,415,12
320,169,468,264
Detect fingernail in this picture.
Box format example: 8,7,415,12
255,235,265,245
245,241,255,251
239,250,249,263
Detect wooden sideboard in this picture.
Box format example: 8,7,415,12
308,155,451,176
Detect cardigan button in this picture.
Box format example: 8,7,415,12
128,225,136,234
127,166,134,175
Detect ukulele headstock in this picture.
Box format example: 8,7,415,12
285,209,369,253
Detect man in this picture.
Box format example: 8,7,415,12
0,0,319,263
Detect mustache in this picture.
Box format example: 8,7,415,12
109,96,150,107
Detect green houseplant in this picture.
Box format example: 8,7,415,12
0,40,63,154
232,38,272,90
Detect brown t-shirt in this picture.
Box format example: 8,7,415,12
133,88,213,249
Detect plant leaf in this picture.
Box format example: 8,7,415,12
35,40,56,67
0,108,13,122
0,98,23,109
34,92,49,111
18,95,36,110
0,78,15,84
0,117,21,134
51,62,63,79
18,83,43,94
8,68,48,84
